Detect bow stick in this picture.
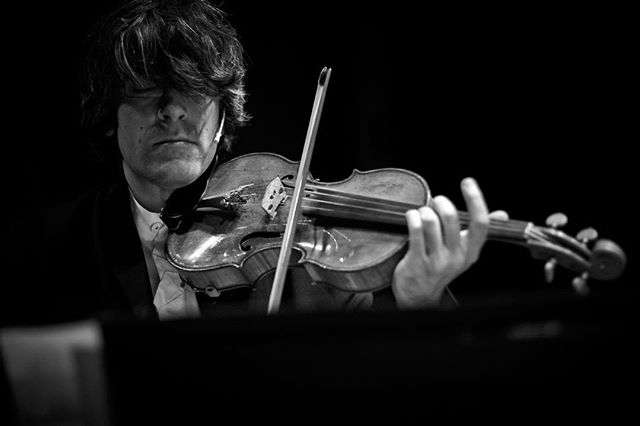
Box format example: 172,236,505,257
267,67,332,314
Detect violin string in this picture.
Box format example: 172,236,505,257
245,181,529,237
300,196,528,239
304,183,419,210
302,198,409,225
300,188,527,229
300,184,529,232
251,180,511,225
254,181,418,216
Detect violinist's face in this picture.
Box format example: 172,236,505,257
116,82,221,192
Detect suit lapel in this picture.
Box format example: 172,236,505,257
94,176,158,320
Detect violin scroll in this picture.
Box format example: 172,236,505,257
525,212,626,294
589,239,627,280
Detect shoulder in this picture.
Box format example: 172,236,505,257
2,179,130,326
10,175,130,245
9,189,99,255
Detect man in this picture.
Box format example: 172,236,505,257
3,0,506,326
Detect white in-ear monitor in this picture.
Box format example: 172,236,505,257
213,109,225,144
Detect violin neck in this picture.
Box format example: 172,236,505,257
300,189,531,245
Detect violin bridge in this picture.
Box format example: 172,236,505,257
262,177,288,219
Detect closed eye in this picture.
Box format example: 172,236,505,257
125,82,164,98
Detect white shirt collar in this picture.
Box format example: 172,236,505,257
129,192,165,245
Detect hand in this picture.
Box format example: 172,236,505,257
391,177,508,309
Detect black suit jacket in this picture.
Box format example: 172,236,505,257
4,174,374,326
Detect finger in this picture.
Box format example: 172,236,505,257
460,177,490,260
405,209,427,260
419,205,443,255
430,195,460,251
489,209,509,221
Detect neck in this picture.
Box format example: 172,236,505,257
122,163,173,213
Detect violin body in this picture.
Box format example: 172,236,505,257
166,152,430,293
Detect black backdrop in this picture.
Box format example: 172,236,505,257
6,1,636,298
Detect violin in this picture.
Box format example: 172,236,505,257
159,67,626,311
160,151,626,298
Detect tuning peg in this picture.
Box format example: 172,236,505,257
544,258,557,283
576,227,598,244
546,212,568,229
572,272,590,296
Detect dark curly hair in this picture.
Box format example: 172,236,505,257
79,0,250,165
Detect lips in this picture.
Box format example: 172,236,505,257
153,138,197,146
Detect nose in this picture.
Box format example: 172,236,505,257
157,89,188,122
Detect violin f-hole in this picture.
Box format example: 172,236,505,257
240,231,284,252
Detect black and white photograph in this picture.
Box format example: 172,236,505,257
2,1,636,424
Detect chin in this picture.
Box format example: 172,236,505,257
154,160,207,189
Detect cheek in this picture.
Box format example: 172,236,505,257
117,106,147,149
201,104,221,143
202,124,214,139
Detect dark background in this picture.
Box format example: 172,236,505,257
1,4,636,424
5,1,636,299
